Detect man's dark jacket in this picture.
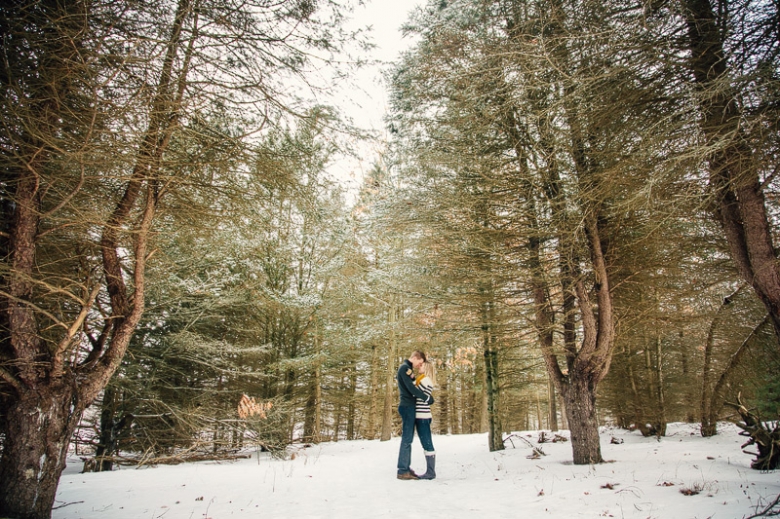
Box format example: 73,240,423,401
396,359,434,407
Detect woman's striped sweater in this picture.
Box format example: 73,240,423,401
415,375,434,419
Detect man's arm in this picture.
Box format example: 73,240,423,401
398,367,434,404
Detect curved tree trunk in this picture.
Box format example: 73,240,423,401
700,286,745,436
703,314,770,436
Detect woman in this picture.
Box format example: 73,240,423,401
414,361,437,480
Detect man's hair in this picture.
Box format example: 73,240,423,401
410,350,427,362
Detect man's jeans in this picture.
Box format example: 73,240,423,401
397,405,416,474
415,418,434,453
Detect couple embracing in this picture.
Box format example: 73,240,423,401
396,350,437,480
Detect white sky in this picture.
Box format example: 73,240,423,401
327,0,426,197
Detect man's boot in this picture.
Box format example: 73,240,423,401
418,454,436,480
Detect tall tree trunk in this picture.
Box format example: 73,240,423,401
639,328,667,437
366,344,380,439
627,345,652,436
333,377,344,441
452,372,462,435
548,374,559,432
472,354,485,433
484,349,501,447
95,385,120,471
380,299,398,441
303,351,322,442
653,334,667,436
307,318,322,442
0,159,81,518
439,371,450,434
558,393,568,431
537,207,614,464
529,129,614,464
536,391,544,430
700,290,736,436
482,300,504,451
380,361,395,441
347,361,357,440
480,384,489,433
680,341,697,422
515,30,615,461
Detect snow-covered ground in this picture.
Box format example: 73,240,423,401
54,422,779,519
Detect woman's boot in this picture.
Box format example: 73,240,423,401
418,453,436,480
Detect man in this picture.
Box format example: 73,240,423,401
396,350,434,480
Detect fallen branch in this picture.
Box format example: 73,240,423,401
82,451,251,471
503,433,546,457
744,492,780,518
52,501,84,510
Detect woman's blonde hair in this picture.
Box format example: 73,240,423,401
421,361,437,387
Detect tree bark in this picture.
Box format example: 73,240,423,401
561,374,603,464
0,385,80,519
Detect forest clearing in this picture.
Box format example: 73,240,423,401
53,423,780,519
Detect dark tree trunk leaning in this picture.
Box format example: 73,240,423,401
683,0,780,348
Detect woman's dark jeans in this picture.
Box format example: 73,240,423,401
415,418,434,453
